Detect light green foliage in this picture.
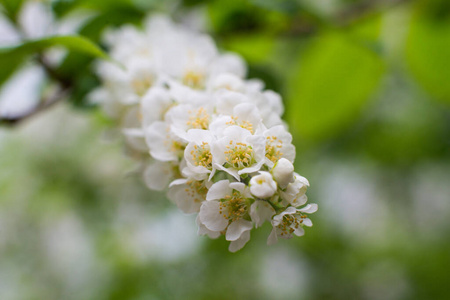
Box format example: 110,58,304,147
286,32,385,142
406,6,450,105
223,34,276,64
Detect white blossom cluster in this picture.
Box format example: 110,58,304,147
93,16,318,252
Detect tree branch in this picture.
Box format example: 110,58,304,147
334,0,411,26
0,87,71,126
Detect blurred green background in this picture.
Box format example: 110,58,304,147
0,0,450,299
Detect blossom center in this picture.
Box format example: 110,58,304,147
185,180,208,203
186,107,210,130
190,142,213,169
219,191,248,221
224,141,255,169
131,74,154,96
265,135,283,163
278,214,305,236
226,116,254,134
183,70,205,89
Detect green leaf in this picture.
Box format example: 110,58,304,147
0,52,24,88
222,34,275,64
57,7,144,77
0,35,110,60
286,32,385,142
0,35,111,88
52,0,134,17
406,12,450,105
0,0,26,22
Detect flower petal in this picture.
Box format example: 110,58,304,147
293,226,305,237
143,161,174,191
226,219,253,241
267,228,278,245
250,201,275,228
228,230,251,253
302,218,313,227
196,215,220,239
206,180,231,201
298,203,318,214
199,200,228,231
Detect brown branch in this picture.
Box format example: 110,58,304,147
0,87,71,126
36,55,72,88
285,0,412,37
334,0,411,26
0,53,74,126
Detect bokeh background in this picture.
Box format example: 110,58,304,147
1,0,450,299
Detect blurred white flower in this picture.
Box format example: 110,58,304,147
168,177,211,214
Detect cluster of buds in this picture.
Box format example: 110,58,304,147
92,15,318,252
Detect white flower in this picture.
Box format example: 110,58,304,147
143,160,177,191
196,215,220,239
96,56,160,106
280,173,310,207
214,90,251,115
143,16,246,89
140,86,175,127
207,53,247,80
249,172,277,199
198,180,254,250
121,106,148,153
250,90,284,128
228,226,252,253
145,120,186,162
267,204,318,245
166,104,214,141
168,178,211,214
90,14,319,252
164,80,210,106
211,126,266,180
208,72,247,93
210,102,265,136
271,158,295,189
250,200,276,228
183,129,216,180
264,125,296,167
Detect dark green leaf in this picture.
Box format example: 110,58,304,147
0,35,111,88
0,0,26,22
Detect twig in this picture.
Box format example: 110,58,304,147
334,0,411,26
36,55,72,89
0,87,71,125
285,0,411,37
0,14,74,126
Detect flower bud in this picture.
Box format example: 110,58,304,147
271,158,294,189
280,173,310,207
250,172,277,199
